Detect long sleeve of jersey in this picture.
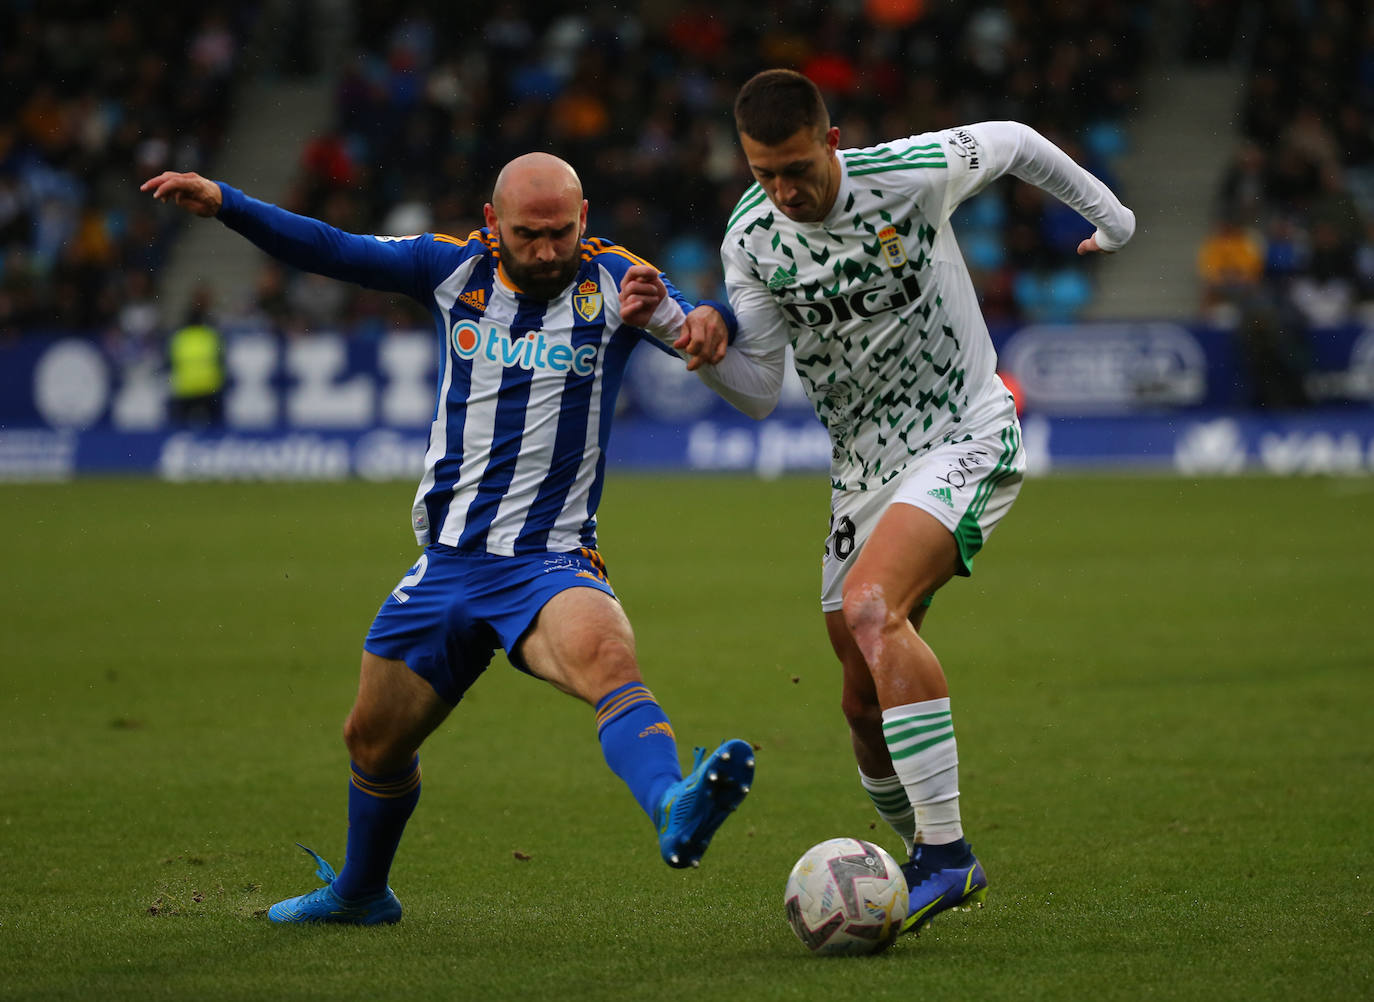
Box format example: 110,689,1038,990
215,183,425,298
692,323,788,418
637,293,788,419
960,120,1135,251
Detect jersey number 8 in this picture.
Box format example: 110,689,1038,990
828,515,857,560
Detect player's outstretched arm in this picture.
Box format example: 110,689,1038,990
959,122,1134,255
142,172,428,298
140,171,223,218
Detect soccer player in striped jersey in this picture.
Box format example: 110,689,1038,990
625,68,1135,937
142,153,756,925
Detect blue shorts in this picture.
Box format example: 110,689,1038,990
364,544,617,705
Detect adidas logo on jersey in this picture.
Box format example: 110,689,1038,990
451,320,596,376
457,289,487,312
768,266,795,289
927,487,954,508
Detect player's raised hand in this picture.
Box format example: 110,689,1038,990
1077,234,1109,255
618,263,666,327
140,171,223,217
677,305,729,371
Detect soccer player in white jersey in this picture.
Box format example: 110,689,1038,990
142,153,755,925
624,68,1135,937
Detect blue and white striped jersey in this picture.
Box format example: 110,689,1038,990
217,183,692,556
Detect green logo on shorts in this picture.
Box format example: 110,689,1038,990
927,487,954,508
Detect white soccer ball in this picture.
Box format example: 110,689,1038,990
783,837,909,955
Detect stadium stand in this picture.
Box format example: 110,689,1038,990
4,1,1371,359
247,1,1152,334
1212,0,1374,331
0,5,252,343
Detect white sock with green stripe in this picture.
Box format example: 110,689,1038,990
859,768,916,856
881,697,963,845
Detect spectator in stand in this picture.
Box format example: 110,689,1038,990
1287,220,1359,329
1197,214,1265,322
1218,142,1269,222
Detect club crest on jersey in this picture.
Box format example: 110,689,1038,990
573,279,602,321
878,226,907,268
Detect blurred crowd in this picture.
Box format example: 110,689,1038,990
3,0,1153,347
10,0,1373,381
260,0,1149,336
0,4,252,347
1195,0,1374,406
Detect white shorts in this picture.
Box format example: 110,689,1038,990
820,422,1026,612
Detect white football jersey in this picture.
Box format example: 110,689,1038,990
721,121,1134,491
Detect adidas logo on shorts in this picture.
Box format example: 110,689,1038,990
927,486,954,508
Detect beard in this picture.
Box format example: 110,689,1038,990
500,243,582,301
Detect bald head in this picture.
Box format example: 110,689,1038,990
484,152,589,300
491,152,583,215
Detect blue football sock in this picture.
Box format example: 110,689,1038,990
332,756,421,900
595,681,682,820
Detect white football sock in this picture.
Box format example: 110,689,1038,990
859,768,917,856
881,697,963,845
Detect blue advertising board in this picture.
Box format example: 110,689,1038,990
2,323,1372,479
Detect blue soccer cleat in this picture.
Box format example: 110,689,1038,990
654,739,755,868
899,845,988,936
267,843,402,926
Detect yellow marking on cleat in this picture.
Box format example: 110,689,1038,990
902,893,947,934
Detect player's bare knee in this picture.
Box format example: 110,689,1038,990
551,633,639,704
343,712,412,774
341,712,375,765
841,582,898,642
588,642,641,698
584,629,636,675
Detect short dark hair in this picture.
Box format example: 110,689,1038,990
734,69,830,146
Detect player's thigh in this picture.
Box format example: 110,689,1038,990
834,428,1025,617
346,650,454,770
515,586,640,704
843,503,960,618
823,482,957,621
366,547,507,706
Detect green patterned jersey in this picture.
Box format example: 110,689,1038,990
720,121,1134,491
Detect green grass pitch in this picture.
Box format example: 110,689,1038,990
1,473,1371,1001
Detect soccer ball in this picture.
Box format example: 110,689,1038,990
783,837,909,955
